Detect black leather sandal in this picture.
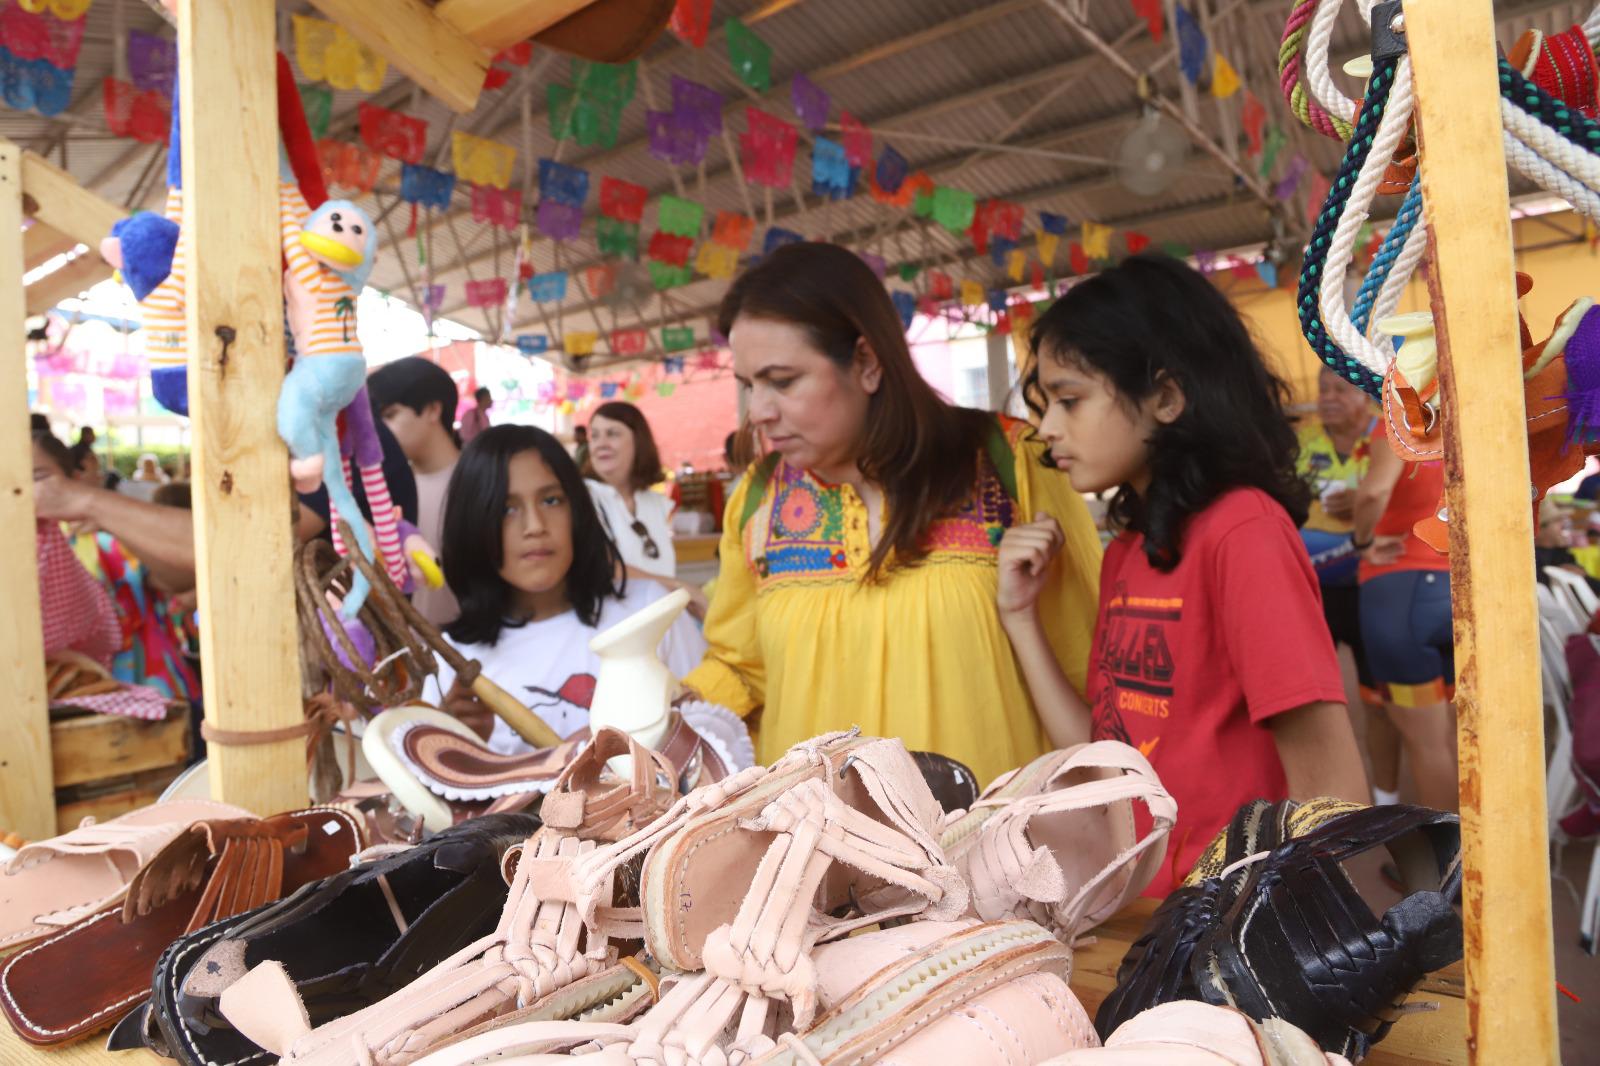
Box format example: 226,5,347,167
1094,798,1298,1039
1192,803,1463,1061
128,812,538,1064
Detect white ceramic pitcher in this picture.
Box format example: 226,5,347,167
588,587,691,774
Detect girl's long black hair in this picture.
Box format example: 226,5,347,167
442,425,624,646
1025,254,1308,571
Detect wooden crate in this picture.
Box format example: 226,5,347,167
47,704,191,834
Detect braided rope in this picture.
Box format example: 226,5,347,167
1307,0,1360,126
1351,178,1423,335
1586,4,1600,47
1319,58,1417,378
1499,57,1600,221
1501,58,1600,155
1298,56,1400,397
1504,126,1600,221
1503,95,1600,187
1369,219,1430,340
1280,0,1354,139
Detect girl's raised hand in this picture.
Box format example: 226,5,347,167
997,514,1065,618
442,676,495,741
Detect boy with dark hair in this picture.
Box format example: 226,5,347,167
369,356,461,624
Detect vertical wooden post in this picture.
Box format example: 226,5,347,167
0,142,57,842
177,0,307,815
984,330,1011,413
1407,2,1558,1062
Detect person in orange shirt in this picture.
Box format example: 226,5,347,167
1352,423,1456,811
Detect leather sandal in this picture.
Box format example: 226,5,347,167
748,919,1096,1065
408,732,976,1064
0,806,363,1047
0,799,253,952
220,729,683,1066
1190,804,1462,1061
365,706,743,834
942,741,1176,948
1094,799,1356,1041
1042,1001,1352,1065
132,812,539,1065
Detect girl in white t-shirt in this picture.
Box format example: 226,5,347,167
430,425,706,754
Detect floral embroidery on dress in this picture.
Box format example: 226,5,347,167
751,449,1014,585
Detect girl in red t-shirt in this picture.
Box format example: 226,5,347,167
996,254,1370,893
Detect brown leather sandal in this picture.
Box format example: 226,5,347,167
0,806,362,1047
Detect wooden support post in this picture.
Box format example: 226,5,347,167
177,0,307,815
0,141,56,842
19,148,125,244
434,0,590,52
23,223,79,270
25,253,114,316
1407,2,1558,1062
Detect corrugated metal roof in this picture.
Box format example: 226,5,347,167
8,0,1594,357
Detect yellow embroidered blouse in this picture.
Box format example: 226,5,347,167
684,417,1103,786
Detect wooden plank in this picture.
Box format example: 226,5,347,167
24,253,114,316
0,142,56,844
49,708,190,789
304,0,488,113
178,0,308,816
1407,2,1558,1062
53,766,188,835
15,145,124,249
434,0,592,51
22,223,78,271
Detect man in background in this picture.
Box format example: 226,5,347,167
460,386,493,444
369,357,462,625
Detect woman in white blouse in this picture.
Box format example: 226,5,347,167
584,402,707,616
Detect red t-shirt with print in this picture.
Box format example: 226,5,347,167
1086,487,1346,896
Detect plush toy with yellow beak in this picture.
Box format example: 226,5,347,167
277,183,380,616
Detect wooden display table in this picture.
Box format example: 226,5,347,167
0,897,1465,1065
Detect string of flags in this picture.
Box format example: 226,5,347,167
3,0,92,116
63,0,1329,367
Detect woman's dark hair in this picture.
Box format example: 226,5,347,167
152,481,192,509
585,401,665,491
368,356,462,447
1025,253,1308,571
442,424,624,646
718,241,992,578
32,430,77,476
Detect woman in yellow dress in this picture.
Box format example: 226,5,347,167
684,242,1103,785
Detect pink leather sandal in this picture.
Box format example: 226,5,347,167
405,734,1092,1066
0,799,254,952
942,741,1176,947
221,729,683,1066
1038,1001,1353,1065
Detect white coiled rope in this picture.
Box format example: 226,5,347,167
1318,58,1418,377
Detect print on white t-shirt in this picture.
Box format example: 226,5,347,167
424,578,706,754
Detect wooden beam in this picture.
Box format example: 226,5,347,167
1408,2,1557,1062
435,0,592,52
16,144,125,249
303,0,489,113
0,140,56,842
25,254,114,316
23,222,79,270
178,0,307,815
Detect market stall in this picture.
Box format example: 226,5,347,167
0,0,1582,1063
